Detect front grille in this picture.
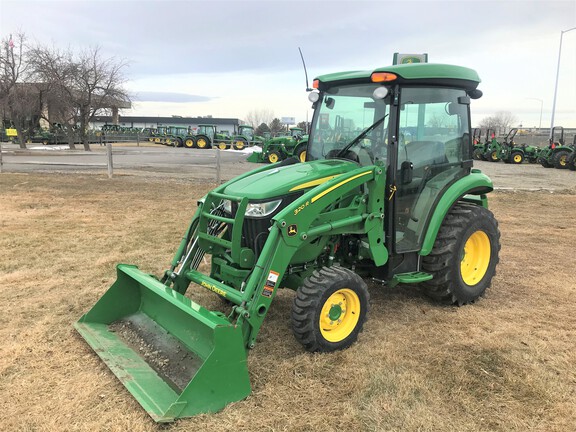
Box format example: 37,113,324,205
225,194,301,257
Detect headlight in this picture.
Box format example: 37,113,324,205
222,198,282,218
245,199,282,218
223,199,232,214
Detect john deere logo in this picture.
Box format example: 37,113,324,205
287,224,298,236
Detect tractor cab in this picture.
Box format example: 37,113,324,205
307,65,479,255
197,124,216,140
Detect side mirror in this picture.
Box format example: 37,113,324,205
400,160,413,184
325,97,335,109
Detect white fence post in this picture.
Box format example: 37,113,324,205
106,142,113,178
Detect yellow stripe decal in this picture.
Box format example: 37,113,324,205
289,175,338,192
311,171,372,203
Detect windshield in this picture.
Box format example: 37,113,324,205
307,83,390,166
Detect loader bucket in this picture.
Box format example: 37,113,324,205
74,264,251,422
246,151,264,163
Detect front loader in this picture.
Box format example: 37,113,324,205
76,62,500,422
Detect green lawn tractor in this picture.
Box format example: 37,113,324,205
75,62,501,422
247,127,309,163
538,126,572,168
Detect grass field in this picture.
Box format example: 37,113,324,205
1,172,575,431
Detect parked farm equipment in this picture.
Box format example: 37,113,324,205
247,127,308,163
472,129,497,161
193,124,233,149
538,126,572,169
75,62,500,422
498,128,540,164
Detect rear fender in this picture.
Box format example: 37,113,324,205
420,170,493,256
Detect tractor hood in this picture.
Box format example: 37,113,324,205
224,159,359,200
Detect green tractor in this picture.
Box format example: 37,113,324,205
194,124,233,149
225,125,267,151
164,126,191,147
498,128,539,164
75,62,500,422
538,126,573,168
472,129,496,161
247,127,309,163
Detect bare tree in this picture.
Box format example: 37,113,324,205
478,111,518,135
28,45,130,150
245,108,274,128
0,32,32,148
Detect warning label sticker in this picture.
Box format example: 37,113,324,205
262,270,279,297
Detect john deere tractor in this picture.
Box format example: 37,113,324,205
191,124,231,149
498,128,539,164
472,129,496,161
248,127,309,163
215,125,267,150
75,62,500,422
538,126,572,168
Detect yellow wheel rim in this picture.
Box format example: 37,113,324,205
218,142,227,150
299,150,307,162
235,140,245,149
154,137,161,143
148,137,154,142
165,138,172,145
560,155,567,166
184,139,194,148
197,138,207,148
461,230,491,285
491,152,498,161
513,154,522,163
319,288,361,342
268,153,279,163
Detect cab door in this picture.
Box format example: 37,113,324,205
394,87,471,253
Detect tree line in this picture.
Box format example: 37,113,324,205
0,32,130,150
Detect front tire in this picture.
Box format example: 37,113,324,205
422,203,500,305
292,266,369,352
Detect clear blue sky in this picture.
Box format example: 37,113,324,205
1,0,575,128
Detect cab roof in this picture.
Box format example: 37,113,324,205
314,63,481,90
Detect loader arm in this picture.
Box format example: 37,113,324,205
175,164,387,349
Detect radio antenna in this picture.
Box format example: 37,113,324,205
298,47,312,92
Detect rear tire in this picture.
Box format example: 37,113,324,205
552,150,570,169
295,143,307,162
196,135,211,149
292,266,369,352
422,203,500,305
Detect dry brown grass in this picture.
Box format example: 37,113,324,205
1,173,575,432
